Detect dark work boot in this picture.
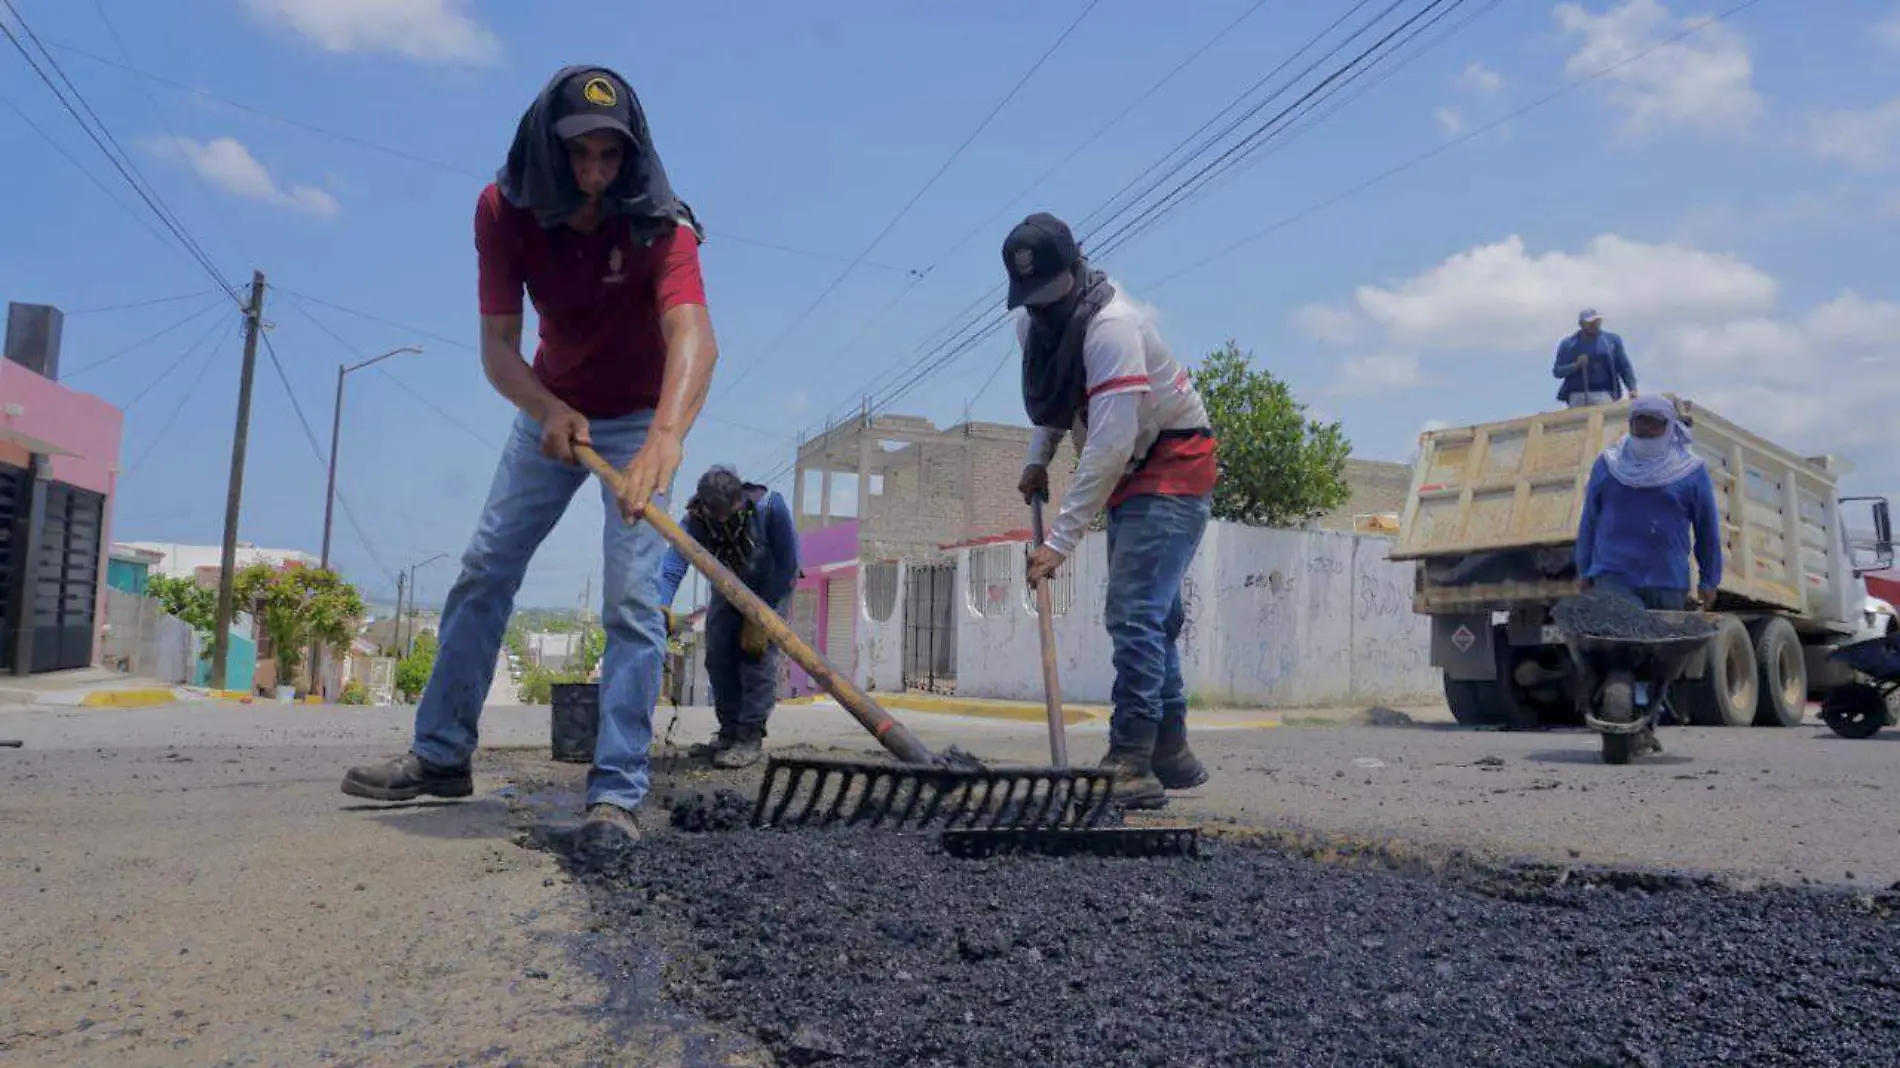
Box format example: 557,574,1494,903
340,752,473,801
583,802,643,841
690,728,735,763
1151,715,1209,791
1098,717,1167,810
712,727,764,769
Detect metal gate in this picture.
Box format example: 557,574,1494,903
33,482,103,673
901,563,956,694
0,463,21,673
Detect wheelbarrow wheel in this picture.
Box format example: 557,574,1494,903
1598,673,1636,765
1821,682,1887,740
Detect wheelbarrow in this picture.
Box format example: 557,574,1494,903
1819,632,1900,739
1552,596,1717,765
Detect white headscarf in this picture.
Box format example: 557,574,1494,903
1603,396,1704,489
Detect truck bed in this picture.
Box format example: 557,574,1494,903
1392,398,1844,618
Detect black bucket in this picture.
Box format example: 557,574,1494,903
550,682,600,764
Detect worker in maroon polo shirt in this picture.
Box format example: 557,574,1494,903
342,66,719,839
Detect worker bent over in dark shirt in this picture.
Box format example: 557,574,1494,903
659,467,800,768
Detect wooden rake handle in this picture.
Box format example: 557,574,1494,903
570,443,936,766
1029,497,1069,767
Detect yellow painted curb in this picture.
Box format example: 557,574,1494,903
79,688,177,709
873,692,1101,727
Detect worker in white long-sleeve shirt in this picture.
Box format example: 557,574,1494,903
1007,212,1220,809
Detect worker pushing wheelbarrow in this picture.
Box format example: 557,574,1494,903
1553,592,1717,764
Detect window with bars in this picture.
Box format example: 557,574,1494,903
863,561,899,622
966,545,1014,619
1023,561,1075,617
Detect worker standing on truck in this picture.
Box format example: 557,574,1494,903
657,466,800,768
1554,309,1638,408
340,66,719,841
1007,212,1219,810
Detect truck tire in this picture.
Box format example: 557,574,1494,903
1675,615,1758,727
1443,676,1508,726
1748,617,1807,727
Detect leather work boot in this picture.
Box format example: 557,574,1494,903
1098,718,1167,810
340,752,473,801
712,728,764,769
1151,716,1209,790
583,802,643,841
690,729,735,763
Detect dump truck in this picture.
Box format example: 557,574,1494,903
1391,397,1895,729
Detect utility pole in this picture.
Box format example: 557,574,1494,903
211,271,265,690
391,571,406,657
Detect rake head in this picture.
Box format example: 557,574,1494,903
751,754,1117,832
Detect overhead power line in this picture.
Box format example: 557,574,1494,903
713,0,1104,399
60,296,228,379
126,327,231,475
65,290,215,316
0,1,239,302
1144,0,1772,291
121,310,229,411
32,37,919,277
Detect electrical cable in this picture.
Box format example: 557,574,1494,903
60,296,228,379
713,0,1104,399
120,310,229,411
65,290,215,315
1143,0,1773,291
125,328,231,475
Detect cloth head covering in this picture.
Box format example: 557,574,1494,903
1603,395,1703,489
496,65,701,240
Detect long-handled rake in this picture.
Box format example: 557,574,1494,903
572,445,1154,842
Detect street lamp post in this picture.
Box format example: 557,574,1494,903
320,345,424,572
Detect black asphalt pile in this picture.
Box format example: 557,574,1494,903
550,830,1900,1067
1555,592,1714,643
669,789,753,833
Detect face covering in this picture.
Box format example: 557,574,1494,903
1623,435,1667,461
1019,263,1116,430
704,504,757,572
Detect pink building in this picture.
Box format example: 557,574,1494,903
0,303,125,675
783,519,862,698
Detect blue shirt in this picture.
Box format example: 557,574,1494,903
657,489,800,609
1553,330,1637,401
1575,455,1723,593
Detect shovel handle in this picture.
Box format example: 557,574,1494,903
571,443,936,766
1027,495,1068,765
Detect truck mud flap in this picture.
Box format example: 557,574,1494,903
1433,614,1497,681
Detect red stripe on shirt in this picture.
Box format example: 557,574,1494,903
1109,434,1219,509
1088,375,1149,398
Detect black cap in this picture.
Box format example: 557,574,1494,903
553,70,635,142
1003,212,1080,309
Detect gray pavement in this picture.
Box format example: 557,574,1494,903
4,696,1899,1065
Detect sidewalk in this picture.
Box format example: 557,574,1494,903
0,666,184,709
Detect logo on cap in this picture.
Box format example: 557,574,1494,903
1012,248,1036,277
582,77,617,108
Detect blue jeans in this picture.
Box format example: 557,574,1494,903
704,595,784,734
1594,580,1688,611
413,410,669,810
1103,493,1211,743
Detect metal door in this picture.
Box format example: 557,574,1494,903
824,573,857,677
901,563,956,694
32,482,103,673
0,462,21,673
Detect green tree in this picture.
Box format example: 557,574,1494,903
1192,340,1352,528
233,564,366,694
148,574,219,641
517,663,556,704
575,627,606,678
395,629,438,700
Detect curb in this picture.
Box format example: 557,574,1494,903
79,688,178,709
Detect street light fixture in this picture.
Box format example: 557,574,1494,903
320,345,425,571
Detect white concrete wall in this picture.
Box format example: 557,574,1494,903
101,588,201,685
949,521,1437,709
855,561,907,693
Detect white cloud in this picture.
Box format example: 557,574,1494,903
1336,233,1775,352
1293,303,1363,346
1434,106,1466,135
1554,0,1762,135
1458,62,1503,93
1329,352,1431,397
1877,8,1900,53
241,0,499,65
1305,232,1900,483
1811,98,1900,171
144,136,340,218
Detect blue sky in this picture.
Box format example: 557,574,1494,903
2,0,1896,607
